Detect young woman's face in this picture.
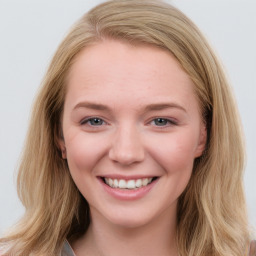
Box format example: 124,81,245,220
60,40,206,228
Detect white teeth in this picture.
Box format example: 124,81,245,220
113,179,118,188
142,178,149,186
104,177,154,189
127,180,136,189
135,179,142,188
108,178,113,187
119,179,126,189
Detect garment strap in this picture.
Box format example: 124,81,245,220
249,240,256,256
61,240,76,256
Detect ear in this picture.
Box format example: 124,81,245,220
57,129,67,159
59,142,67,159
194,122,207,158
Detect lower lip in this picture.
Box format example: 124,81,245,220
98,178,158,201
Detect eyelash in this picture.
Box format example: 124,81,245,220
80,117,106,126
80,117,177,128
150,117,177,128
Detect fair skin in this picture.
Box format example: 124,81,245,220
59,40,206,256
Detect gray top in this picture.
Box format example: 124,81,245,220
61,241,76,256
59,239,256,256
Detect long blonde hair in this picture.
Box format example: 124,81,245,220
0,0,251,255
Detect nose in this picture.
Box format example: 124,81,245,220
108,125,145,166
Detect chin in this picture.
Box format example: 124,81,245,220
109,216,152,229
93,206,154,229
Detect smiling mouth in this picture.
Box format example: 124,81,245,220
101,177,158,190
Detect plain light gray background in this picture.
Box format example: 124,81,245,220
0,0,255,234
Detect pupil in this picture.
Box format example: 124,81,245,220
92,118,102,125
155,118,167,126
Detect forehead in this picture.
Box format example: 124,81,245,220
65,40,198,112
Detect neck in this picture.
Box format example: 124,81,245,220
72,206,179,256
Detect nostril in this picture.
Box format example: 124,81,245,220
108,150,145,165
108,134,145,165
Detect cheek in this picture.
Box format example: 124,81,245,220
65,132,107,173
149,133,197,202
146,131,198,173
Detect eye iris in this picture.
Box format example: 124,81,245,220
155,118,167,126
90,118,103,125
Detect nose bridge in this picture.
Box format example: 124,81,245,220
108,122,145,165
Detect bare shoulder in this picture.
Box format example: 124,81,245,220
249,240,256,256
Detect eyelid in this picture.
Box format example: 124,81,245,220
79,116,178,129
80,117,107,126
149,117,178,127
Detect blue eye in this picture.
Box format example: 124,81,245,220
153,118,168,126
81,118,104,126
151,118,176,127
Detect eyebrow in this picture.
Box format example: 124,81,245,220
143,103,186,113
74,102,111,111
73,102,187,113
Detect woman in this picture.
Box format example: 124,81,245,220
0,0,254,255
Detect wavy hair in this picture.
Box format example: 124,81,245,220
0,0,251,255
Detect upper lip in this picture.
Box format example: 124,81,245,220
98,174,158,180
